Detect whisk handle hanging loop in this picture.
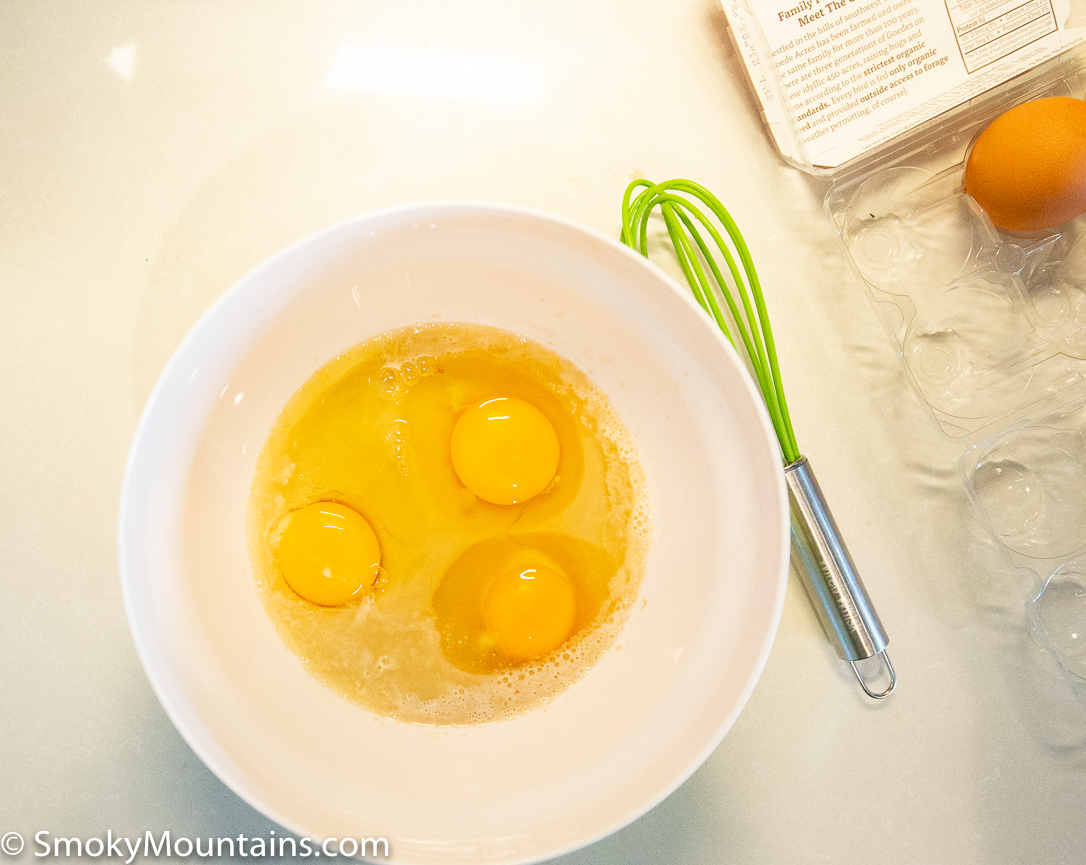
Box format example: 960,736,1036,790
785,457,896,698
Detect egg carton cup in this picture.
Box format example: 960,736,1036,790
963,396,1086,702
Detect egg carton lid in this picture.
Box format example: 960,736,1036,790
719,0,1086,180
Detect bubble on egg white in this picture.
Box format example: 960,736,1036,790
372,367,401,399
372,356,437,401
386,420,411,478
417,355,436,376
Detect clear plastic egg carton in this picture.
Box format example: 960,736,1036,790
718,0,1086,701
822,68,1086,702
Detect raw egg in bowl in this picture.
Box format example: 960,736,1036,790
118,202,789,864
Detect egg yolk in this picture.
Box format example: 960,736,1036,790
483,565,577,662
450,397,560,505
276,502,381,606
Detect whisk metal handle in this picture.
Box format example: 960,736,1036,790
785,457,895,698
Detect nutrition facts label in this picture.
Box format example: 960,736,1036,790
948,0,1058,71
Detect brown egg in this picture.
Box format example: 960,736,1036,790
963,96,1086,232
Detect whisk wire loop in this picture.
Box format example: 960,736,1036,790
627,188,767,402
667,204,782,423
621,179,800,463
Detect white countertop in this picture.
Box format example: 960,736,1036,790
2,2,1084,863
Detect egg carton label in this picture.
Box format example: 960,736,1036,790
720,0,1086,168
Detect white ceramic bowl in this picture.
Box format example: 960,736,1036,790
119,202,789,864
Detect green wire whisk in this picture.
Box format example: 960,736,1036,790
621,179,896,699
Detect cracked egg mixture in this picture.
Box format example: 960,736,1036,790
247,322,648,725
